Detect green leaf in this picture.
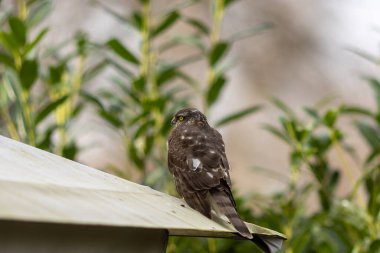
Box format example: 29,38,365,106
0,51,14,68
23,27,49,56
82,59,108,82
128,142,144,170
152,11,180,38
107,38,139,64
206,75,226,106
175,70,197,87
0,31,19,52
36,124,59,150
365,77,380,112
170,35,207,52
107,58,134,79
8,16,27,46
157,67,177,86
26,0,52,28
185,17,209,35
215,105,262,127
99,109,123,128
369,239,380,252
262,124,291,144
35,95,69,125
20,59,38,90
224,0,237,6
112,78,140,103
3,70,28,139
270,97,296,119
144,134,154,155
80,90,104,110
209,41,229,66
132,75,146,92
228,22,273,42
340,105,373,117
323,109,338,128
133,120,154,138
48,63,66,85
62,141,78,160
303,107,320,120
95,1,130,25
356,121,380,151
131,12,143,30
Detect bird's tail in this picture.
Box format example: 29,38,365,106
210,188,253,239
210,188,284,253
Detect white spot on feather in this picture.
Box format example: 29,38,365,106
209,150,215,154
187,136,193,140
181,135,185,140
207,172,214,178
192,158,201,170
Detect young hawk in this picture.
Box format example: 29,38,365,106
168,107,259,235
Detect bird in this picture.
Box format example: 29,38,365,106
167,108,279,253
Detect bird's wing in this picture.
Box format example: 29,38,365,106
168,127,231,192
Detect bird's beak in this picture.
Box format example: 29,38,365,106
171,117,176,125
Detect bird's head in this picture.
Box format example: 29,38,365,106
171,108,207,127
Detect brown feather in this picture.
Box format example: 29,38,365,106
210,187,253,239
168,108,254,241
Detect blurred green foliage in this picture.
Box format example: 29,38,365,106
0,0,105,159
0,0,379,253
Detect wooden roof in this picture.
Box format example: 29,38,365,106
0,135,285,239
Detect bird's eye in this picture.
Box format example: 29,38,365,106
178,116,184,121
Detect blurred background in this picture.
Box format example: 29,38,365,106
1,0,379,252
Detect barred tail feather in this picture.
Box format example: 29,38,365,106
210,188,253,240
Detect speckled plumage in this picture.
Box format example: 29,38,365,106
167,108,252,240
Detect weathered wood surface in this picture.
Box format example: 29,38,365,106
0,135,285,239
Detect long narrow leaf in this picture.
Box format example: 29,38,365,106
23,27,49,56
365,77,380,112
185,17,209,35
80,90,104,110
0,52,14,68
206,75,226,106
209,41,229,66
82,59,108,82
99,109,123,128
340,105,373,117
26,0,52,28
20,59,38,90
215,105,262,127
107,38,139,65
262,124,291,144
270,97,296,119
152,11,180,38
35,95,69,125
8,16,27,46
356,121,380,151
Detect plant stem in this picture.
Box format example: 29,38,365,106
331,132,365,207
17,0,27,20
204,0,225,114
1,110,20,140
